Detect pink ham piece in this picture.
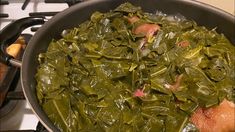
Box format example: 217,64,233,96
190,99,235,132
133,23,160,38
133,89,145,97
176,40,190,47
169,74,183,91
127,16,140,24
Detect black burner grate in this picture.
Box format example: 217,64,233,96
0,1,9,18
45,0,84,6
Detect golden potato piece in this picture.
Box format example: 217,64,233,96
6,44,22,58
14,36,25,45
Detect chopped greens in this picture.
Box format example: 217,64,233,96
36,3,235,132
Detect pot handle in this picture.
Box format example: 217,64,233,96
0,17,46,67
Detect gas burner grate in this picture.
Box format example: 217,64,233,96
0,1,9,18
45,0,84,6
29,12,59,17
0,14,9,18
0,1,9,5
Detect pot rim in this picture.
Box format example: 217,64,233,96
21,0,235,131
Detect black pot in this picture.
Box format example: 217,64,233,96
0,0,234,131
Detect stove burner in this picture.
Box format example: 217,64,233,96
0,34,32,118
0,79,21,118
0,65,20,107
0,1,9,18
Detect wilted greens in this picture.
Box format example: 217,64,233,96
36,3,235,132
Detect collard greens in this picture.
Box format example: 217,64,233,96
36,3,235,132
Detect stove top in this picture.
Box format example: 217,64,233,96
0,0,68,33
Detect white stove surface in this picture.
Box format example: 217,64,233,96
0,0,67,130
0,101,39,130
0,0,68,33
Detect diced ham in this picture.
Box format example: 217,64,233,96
166,74,183,91
14,36,25,45
133,23,160,38
127,16,140,24
133,89,145,97
176,40,190,47
190,99,235,132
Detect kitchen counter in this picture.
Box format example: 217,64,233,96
196,0,234,15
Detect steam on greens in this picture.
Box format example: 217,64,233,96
36,3,235,132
